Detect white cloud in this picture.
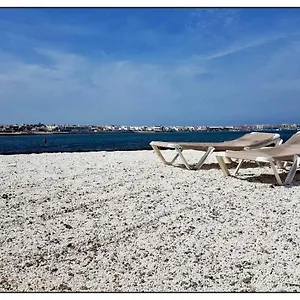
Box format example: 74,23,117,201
0,49,210,124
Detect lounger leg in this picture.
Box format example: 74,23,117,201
233,159,244,176
151,144,169,165
176,147,192,170
151,145,194,170
270,161,283,185
169,153,180,164
194,147,215,170
284,155,300,185
151,145,183,166
216,156,230,177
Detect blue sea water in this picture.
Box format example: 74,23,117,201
0,130,297,155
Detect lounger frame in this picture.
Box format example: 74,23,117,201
150,132,282,170
216,152,300,186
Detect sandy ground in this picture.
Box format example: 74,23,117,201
1,149,300,292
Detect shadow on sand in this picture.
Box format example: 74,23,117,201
168,161,300,186
233,171,300,187
171,161,260,171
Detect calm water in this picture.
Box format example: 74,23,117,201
0,130,297,155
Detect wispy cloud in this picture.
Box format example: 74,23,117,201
0,48,211,125
205,34,287,60
1,39,300,126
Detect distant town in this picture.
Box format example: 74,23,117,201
0,123,299,135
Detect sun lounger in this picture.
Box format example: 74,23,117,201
216,132,300,185
150,132,281,170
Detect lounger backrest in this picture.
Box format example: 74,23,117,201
284,131,300,145
233,132,278,147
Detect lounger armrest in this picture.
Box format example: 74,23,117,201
244,145,266,150
166,144,182,150
245,140,282,150
219,151,275,163
247,146,275,150
254,156,275,163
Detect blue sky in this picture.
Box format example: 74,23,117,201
0,8,300,126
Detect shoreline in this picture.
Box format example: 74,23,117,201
0,147,153,156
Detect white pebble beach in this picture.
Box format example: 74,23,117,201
1,150,300,292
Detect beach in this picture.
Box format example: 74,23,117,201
1,149,300,292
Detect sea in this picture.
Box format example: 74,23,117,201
0,130,297,155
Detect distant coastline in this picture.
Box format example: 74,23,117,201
1,122,299,136
0,128,298,136
0,131,163,136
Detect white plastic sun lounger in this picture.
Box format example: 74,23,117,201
150,132,281,170
216,131,300,185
